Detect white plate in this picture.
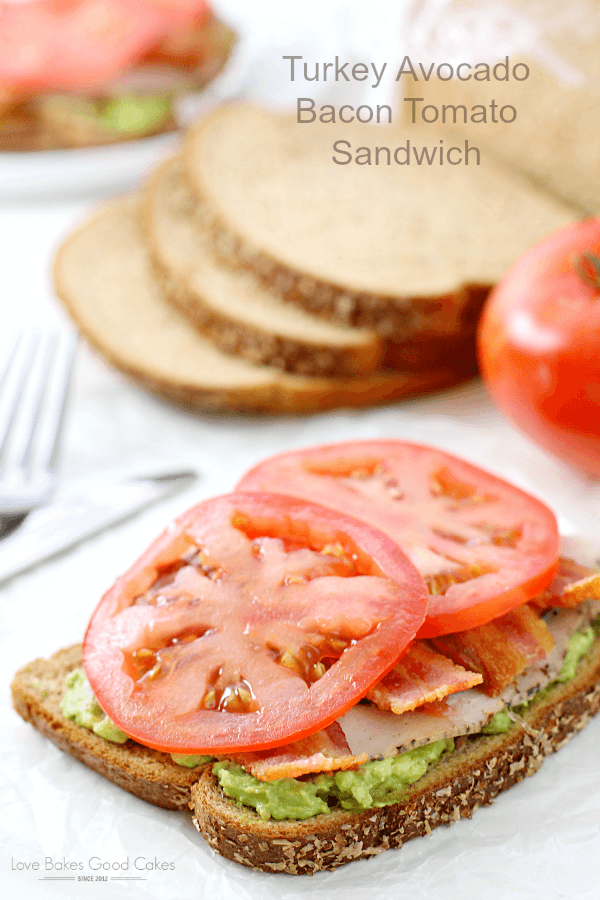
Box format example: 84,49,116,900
0,132,180,200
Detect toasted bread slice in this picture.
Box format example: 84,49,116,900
191,636,600,874
183,104,575,335
53,198,474,414
11,645,202,810
142,158,384,377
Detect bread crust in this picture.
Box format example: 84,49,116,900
150,251,380,377
53,200,475,415
191,637,600,874
146,202,478,377
202,205,489,339
140,161,383,378
382,329,478,371
182,106,572,338
11,644,203,811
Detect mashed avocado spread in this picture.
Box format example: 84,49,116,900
215,739,453,821
97,96,172,135
61,670,210,767
557,626,595,681
62,626,597,818
41,94,172,136
482,625,596,735
61,670,129,744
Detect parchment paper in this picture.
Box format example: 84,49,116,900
3,385,600,900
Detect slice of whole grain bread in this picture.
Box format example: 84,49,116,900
190,636,600,874
182,104,575,336
11,645,203,810
142,157,384,377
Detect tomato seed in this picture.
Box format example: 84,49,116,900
203,688,217,709
284,574,305,585
279,650,303,676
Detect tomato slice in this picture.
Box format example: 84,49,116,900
0,0,209,92
237,441,560,637
83,492,427,754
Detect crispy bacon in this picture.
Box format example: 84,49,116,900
430,604,554,696
224,558,599,778
530,557,600,610
366,641,482,714
225,721,367,782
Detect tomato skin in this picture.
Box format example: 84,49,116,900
238,441,560,637
0,0,209,91
478,218,600,478
83,492,427,754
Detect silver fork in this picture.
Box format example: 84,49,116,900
0,329,76,520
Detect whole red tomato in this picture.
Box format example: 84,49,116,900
478,218,600,478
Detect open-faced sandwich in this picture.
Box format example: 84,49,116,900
12,441,600,874
0,0,234,151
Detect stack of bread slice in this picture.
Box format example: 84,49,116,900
54,103,576,414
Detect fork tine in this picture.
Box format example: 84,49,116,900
34,331,77,473
16,332,59,471
0,330,40,461
5,332,56,470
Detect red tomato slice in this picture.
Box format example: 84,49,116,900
83,492,427,754
0,0,209,91
237,441,559,637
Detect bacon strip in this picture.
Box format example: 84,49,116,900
366,641,483,714
225,721,367,782
530,557,600,610
430,604,554,696
223,559,598,780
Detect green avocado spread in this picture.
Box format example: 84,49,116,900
97,95,172,135
61,670,129,744
170,753,213,768
482,626,596,735
215,739,454,821
62,623,597,819
41,93,172,136
61,670,209,767
557,626,595,682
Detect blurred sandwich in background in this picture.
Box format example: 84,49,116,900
0,0,234,151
